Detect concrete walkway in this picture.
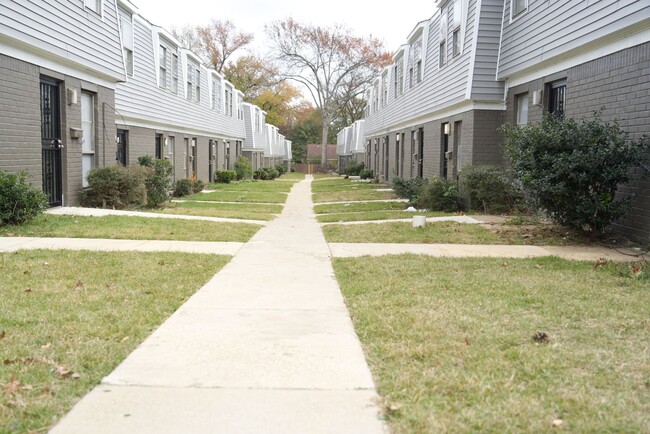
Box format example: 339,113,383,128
47,206,267,226
0,237,244,255
50,176,386,434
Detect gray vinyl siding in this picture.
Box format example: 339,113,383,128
469,0,504,100
497,0,650,79
115,17,245,140
242,104,255,149
365,0,500,137
0,0,124,81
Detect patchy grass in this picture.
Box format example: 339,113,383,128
311,179,387,192
0,250,229,433
333,255,650,433
313,189,398,203
0,215,260,242
206,180,295,193
190,190,288,204
323,222,501,244
317,210,451,223
314,201,409,214
323,221,595,246
278,172,306,180
156,201,282,221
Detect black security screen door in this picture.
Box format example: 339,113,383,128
40,78,63,206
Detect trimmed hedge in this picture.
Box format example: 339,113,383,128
0,170,47,226
215,170,237,184
83,165,147,209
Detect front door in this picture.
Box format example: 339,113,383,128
208,140,215,183
417,128,425,178
40,78,63,206
117,129,128,166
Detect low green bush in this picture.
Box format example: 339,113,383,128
137,156,173,208
416,177,462,212
215,170,237,183
234,157,253,180
0,170,47,225
275,164,287,176
345,161,365,176
458,165,521,213
84,165,146,209
172,179,193,197
191,179,205,193
392,176,429,203
360,169,374,180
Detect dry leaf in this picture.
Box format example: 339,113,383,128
592,258,608,270
3,376,21,395
43,261,49,266
71,373,81,380
464,337,470,346
120,336,130,343
0,330,5,341
535,264,544,269
41,342,51,349
552,419,563,427
24,288,32,293
20,384,34,391
75,280,84,289
23,270,30,275
158,260,165,266
502,262,509,267
56,365,72,378
533,332,549,343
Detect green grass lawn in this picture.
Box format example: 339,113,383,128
277,172,306,180
0,250,230,433
314,201,410,214
334,255,650,433
323,222,594,246
156,201,282,221
312,189,398,203
311,179,388,193
206,180,296,193
189,190,288,204
0,215,260,242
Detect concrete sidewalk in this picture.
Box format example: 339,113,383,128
47,206,267,225
0,237,243,255
50,176,386,434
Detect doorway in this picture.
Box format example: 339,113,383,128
40,77,63,206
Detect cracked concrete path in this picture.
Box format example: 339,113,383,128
49,176,386,434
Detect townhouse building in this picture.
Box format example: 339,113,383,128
0,0,125,206
1,0,287,207
350,0,649,241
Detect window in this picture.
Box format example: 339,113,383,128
195,68,201,103
548,80,566,117
81,92,95,187
255,108,260,132
373,83,379,112
85,0,101,15
158,45,167,88
512,0,528,18
407,35,422,88
439,41,446,68
452,28,461,57
186,68,193,101
381,73,388,106
121,16,134,76
393,65,399,99
171,54,179,93
398,61,404,95
225,85,233,116
515,93,529,124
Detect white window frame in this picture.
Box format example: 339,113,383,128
84,0,102,16
515,92,529,125
81,92,96,188
171,53,179,94
120,15,134,76
511,0,528,21
195,68,201,103
159,45,167,89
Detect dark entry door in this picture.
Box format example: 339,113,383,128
40,78,63,206
117,129,128,166
417,128,424,178
208,140,215,183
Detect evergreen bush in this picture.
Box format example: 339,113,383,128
391,176,429,203
0,170,48,225
502,112,649,232
215,170,237,183
84,165,146,209
458,165,521,213
137,156,173,208
416,177,462,212
234,156,253,180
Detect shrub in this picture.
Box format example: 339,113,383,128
458,165,521,213
345,161,365,176
234,156,253,180
275,164,287,176
137,156,173,208
172,179,193,197
253,169,265,180
359,169,374,180
0,170,47,225
265,167,280,180
191,179,205,193
84,165,146,209
392,176,429,203
416,177,462,212
215,170,237,183
502,112,649,233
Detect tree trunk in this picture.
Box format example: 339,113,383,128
320,114,329,172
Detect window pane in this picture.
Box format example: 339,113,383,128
516,93,528,124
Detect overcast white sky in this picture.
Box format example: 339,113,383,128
131,0,437,56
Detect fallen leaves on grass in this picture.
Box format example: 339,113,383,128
533,332,549,343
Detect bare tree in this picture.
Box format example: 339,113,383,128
267,18,391,170
198,19,254,73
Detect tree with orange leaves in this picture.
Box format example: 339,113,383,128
267,18,391,170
